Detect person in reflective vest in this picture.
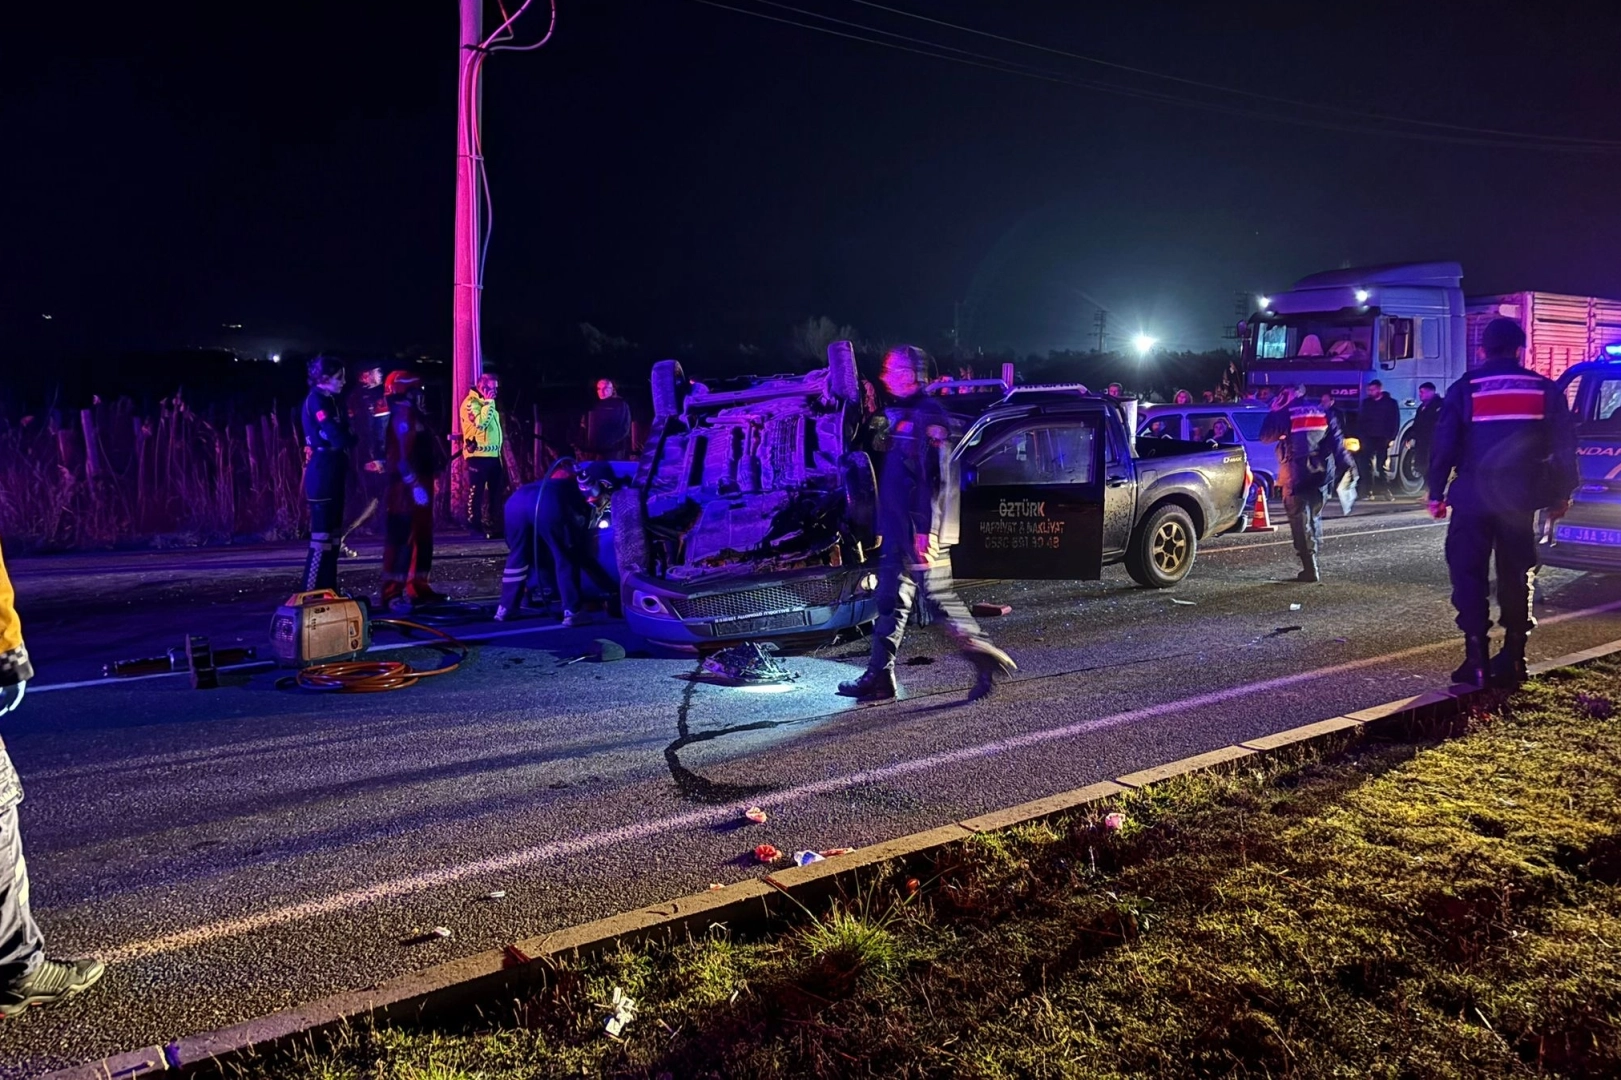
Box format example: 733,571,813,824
1427,317,1578,686
1260,384,1357,583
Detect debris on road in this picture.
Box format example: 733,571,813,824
484,890,507,901
502,944,534,967
971,602,1012,617
603,987,638,1038
709,883,725,891
904,656,935,666
702,642,799,686
1332,637,1349,644
1270,626,1303,637
793,850,825,866
906,877,921,894
820,847,855,857
401,926,453,945
744,806,769,824
1171,599,1196,606
753,843,782,864
1289,603,1303,611
1104,812,1126,831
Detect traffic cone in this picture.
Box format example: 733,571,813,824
1249,482,1278,533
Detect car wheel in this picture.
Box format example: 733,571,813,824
1125,503,1197,588
610,487,649,578
826,340,860,404
651,359,682,421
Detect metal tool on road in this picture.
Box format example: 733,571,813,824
104,644,257,678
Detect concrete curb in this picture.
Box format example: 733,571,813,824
38,636,1621,1080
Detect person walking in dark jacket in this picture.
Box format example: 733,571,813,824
1409,382,1443,482
1356,379,1401,498
1261,385,1358,583
299,356,352,592
837,345,1015,703
576,379,632,461
1427,318,1579,687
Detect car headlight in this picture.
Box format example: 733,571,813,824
856,573,879,593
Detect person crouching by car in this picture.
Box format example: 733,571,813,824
381,371,450,614
495,459,618,627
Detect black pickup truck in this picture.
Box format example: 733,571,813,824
949,387,1251,587
614,353,1251,650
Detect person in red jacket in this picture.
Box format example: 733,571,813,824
381,371,450,613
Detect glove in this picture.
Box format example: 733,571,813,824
1428,500,1448,520
412,485,430,507
0,681,26,718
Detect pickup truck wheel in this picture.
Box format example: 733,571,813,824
1125,503,1197,588
826,340,860,405
651,359,682,421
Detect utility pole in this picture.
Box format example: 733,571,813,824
1093,309,1108,353
452,0,483,506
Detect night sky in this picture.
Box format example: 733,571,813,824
5,0,1621,372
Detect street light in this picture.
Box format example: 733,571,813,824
1132,334,1158,356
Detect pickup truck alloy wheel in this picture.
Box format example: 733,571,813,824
1125,503,1197,588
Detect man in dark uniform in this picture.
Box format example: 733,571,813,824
381,371,450,614
837,345,1015,703
494,459,618,626
1428,318,1578,687
1409,381,1443,481
1261,384,1358,583
1357,379,1401,499
300,356,352,592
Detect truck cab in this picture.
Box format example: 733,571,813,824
1241,261,1467,495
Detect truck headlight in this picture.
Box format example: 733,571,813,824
857,573,879,593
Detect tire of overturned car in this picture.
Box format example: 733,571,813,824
651,359,683,421
826,340,861,405
1125,502,1197,588
611,487,650,581
841,451,878,545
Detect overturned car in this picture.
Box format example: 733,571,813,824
613,345,879,649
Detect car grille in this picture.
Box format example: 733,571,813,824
673,578,846,621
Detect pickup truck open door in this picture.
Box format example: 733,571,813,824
950,413,1106,579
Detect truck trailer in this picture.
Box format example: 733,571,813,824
1240,261,1621,495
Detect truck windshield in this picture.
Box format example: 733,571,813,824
1250,318,1374,368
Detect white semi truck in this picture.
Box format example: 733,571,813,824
1240,262,1621,494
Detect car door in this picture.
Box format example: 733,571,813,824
951,415,1105,579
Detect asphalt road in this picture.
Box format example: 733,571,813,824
4,508,1621,1076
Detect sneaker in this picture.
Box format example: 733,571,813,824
836,668,898,702
493,604,511,622
0,958,106,1018
561,610,579,628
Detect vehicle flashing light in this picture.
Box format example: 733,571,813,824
1354,289,1370,304
1603,342,1621,358
1258,295,1270,309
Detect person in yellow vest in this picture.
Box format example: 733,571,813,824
0,541,105,1016
460,373,505,538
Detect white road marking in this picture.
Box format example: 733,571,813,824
93,600,1621,964
1208,521,1443,553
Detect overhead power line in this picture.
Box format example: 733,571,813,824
688,0,1621,153
844,0,1621,148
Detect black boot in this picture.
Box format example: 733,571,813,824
1451,634,1489,686
1489,630,1529,689
837,668,898,702
1294,553,1320,583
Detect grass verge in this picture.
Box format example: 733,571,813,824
247,658,1621,1079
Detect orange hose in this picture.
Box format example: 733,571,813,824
294,619,468,693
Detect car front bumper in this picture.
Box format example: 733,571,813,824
622,566,879,647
